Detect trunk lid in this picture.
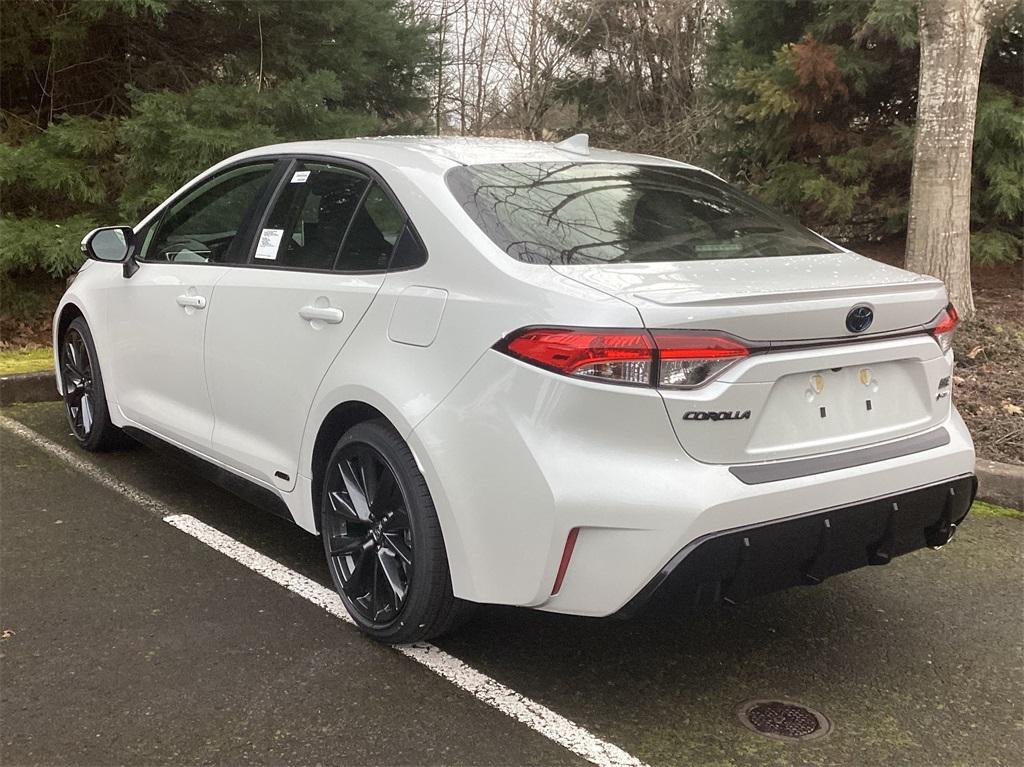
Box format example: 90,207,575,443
552,252,947,341
554,252,954,465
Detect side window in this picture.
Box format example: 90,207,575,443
143,163,275,264
254,163,368,270
336,183,405,272
389,225,428,270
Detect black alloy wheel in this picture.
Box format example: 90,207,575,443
322,442,413,623
59,316,124,452
320,419,473,643
61,325,97,441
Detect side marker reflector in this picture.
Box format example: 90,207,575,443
551,528,580,596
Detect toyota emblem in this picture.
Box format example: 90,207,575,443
846,305,874,333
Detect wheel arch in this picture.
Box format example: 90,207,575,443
56,301,85,340
53,289,123,417
53,301,86,391
309,400,388,530
305,396,474,600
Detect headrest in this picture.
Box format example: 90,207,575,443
318,190,361,225
633,190,680,238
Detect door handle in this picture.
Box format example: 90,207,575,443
299,305,344,324
176,294,207,309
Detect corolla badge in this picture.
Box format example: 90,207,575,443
683,410,752,421
846,305,874,333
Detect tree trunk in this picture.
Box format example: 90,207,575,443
905,0,990,318
435,0,449,136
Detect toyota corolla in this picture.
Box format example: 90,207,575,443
56,136,976,642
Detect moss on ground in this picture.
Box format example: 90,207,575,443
971,500,1023,520
0,346,52,375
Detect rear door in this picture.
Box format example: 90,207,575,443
204,159,407,490
106,161,278,452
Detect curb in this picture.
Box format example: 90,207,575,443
0,370,59,406
975,458,1024,511
0,370,1020,509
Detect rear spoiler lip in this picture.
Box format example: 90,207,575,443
737,303,951,353
627,277,945,308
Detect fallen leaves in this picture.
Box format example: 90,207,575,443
954,309,1024,465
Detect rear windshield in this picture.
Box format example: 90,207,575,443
446,162,840,265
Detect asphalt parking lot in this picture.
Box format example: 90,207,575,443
2,401,1022,766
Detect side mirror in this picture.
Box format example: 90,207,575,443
81,226,134,263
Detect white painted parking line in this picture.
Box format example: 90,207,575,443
164,514,646,767
0,415,174,518
0,414,647,767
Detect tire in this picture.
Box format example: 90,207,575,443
59,316,125,452
320,419,474,643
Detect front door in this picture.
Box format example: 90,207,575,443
107,161,278,452
204,162,406,489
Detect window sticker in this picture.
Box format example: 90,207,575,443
290,171,311,184
255,228,285,260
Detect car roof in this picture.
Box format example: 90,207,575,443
231,135,700,174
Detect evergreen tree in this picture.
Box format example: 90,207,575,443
0,0,434,309
706,0,1022,264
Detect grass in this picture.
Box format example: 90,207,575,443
971,500,1024,520
0,346,53,375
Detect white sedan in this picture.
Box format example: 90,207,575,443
56,136,976,642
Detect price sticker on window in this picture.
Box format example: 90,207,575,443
291,171,311,184
255,228,284,260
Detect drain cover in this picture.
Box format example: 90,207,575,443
737,700,831,742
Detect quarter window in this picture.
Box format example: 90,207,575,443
389,226,428,270
143,163,275,264
335,183,405,272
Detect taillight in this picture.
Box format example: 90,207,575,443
930,303,959,354
652,332,749,388
497,327,749,388
502,328,653,385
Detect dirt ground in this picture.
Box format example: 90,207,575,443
856,240,1023,465
0,281,60,350
3,242,1021,463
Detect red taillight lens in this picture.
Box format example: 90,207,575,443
931,303,959,353
652,332,749,388
497,327,749,388
503,328,654,385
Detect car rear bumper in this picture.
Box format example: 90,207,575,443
615,474,976,618
411,350,977,615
